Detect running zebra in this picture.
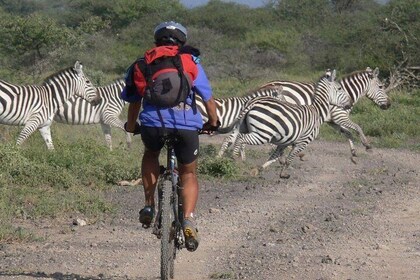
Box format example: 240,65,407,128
228,70,352,178
50,79,131,150
0,61,100,149
195,85,284,133
219,67,390,162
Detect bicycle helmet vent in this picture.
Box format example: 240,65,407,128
154,21,187,46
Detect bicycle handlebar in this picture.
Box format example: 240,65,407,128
198,120,221,135
125,120,221,136
124,122,142,135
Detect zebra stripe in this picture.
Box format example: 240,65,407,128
0,61,99,149
229,70,352,178
50,79,131,150
219,67,390,160
195,85,284,133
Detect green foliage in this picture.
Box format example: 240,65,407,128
0,0,417,80
0,133,140,221
0,0,418,242
0,13,76,65
199,144,238,178
0,224,39,243
188,0,254,38
274,0,333,29
0,0,44,15
210,271,236,279
381,0,420,66
319,89,420,150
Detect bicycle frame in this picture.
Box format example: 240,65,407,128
153,135,185,280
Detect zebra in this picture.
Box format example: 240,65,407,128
218,67,390,162
0,61,100,150
195,85,284,133
48,79,131,150
227,70,352,178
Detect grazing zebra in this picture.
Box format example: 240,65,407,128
195,85,284,133
0,61,100,149
50,79,131,150
228,70,352,178
218,67,390,162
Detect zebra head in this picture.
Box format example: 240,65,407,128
72,61,101,106
324,69,352,110
365,67,391,110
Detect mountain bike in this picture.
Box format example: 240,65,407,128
151,134,184,280
141,122,219,280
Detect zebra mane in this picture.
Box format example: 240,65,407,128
114,78,125,85
313,75,329,93
241,85,274,97
341,69,367,79
42,66,75,84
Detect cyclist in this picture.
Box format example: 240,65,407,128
121,21,219,252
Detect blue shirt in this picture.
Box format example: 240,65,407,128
121,62,213,130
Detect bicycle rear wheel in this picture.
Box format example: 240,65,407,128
161,180,175,280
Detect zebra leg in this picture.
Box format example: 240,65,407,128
103,117,133,150
328,123,358,158
100,123,113,151
261,145,286,169
340,120,371,150
239,143,247,161
38,125,55,150
217,133,236,158
280,143,308,179
16,118,42,147
233,132,270,161
231,134,244,159
125,131,132,149
248,145,285,177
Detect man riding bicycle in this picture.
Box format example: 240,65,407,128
121,21,219,252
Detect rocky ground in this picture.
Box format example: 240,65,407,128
0,136,419,280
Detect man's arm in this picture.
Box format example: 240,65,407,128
203,96,218,126
125,101,142,132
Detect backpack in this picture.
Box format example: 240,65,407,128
137,50,192,108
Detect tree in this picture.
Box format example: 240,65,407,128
379,0,419,89
0,13,76,67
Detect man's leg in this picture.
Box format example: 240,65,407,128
139,127,164,227
139,148,160,226
178,160,198,219
141,148,161,207
179,160,200,252
174,128,200,251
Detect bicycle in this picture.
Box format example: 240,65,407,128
150,134,184,280
126,120,220,280
152,124,220,280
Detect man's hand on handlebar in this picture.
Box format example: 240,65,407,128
124,121,142,135
199,120,221,135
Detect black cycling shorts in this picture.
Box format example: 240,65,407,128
140,126,199,165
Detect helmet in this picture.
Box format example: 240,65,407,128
154,21,187,46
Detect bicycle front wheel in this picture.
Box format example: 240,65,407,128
161,180,175,280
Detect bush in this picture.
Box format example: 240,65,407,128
199,144,238,178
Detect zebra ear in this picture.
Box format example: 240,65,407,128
326,69,337,82
325,68,332,77
74,61,83,75
373,67,380,77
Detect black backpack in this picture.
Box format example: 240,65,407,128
137,54,192,108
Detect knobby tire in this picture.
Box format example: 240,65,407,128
161,180,175,280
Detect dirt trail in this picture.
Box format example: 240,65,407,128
1,137,419,280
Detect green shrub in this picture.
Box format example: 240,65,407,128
199,145,238,178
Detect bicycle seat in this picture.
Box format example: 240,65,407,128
160,134,180,146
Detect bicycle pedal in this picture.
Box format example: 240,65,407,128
152,228,162,239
